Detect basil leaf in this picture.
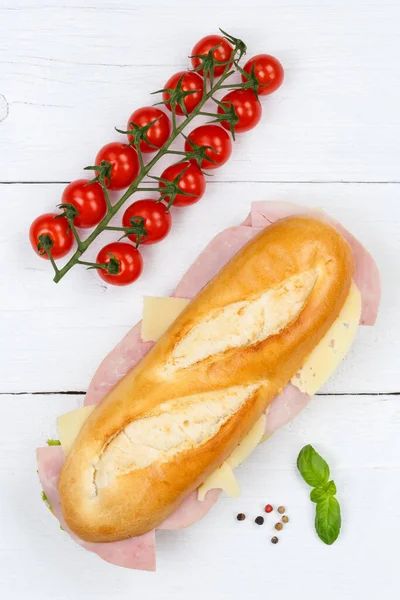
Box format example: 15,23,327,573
297,444,330,488
315,495,341,545
323,480,337,496
310,487,328,503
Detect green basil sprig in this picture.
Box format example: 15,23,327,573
297,444,341,545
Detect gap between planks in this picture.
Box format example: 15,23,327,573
2,391,399,397
1,180,400,185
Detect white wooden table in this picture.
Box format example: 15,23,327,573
1,1,399,598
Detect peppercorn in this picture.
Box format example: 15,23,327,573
255,516,264,525
275,522,283,531
264,504,273,513
277,506,285,514
282,515,289,523
271,536,279,544
236,513,246,521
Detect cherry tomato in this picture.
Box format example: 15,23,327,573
162,71,204,116
218,89,262,133
242,54,284,96
185,125,232,170
29,213,74,259
159,162,206,207
191,34,233,77
95,142,139,191
126,107,171,153
61,179,107,228
122,199,172,245
96,242,143,286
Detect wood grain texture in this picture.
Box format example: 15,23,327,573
1,392,399,599
1,0,399,597
1,0,400,182
1,182,398,394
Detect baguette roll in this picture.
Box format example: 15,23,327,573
59,216,353,542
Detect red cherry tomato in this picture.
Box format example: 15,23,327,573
218,89,262,133
96,242,143,286
162,71,204,116
191,34,233,77
159,162,206,207
242,54,284,96
95,142,139,191
61,179,107,228
122,199,172,245
126,107,171,153
184,125,232,170
29,213,74,259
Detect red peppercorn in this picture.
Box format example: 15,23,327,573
264,504,273,513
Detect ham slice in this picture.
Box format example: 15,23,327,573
264,383,311,435
158,489,221,530
37,446,156,571
38,201,380,570
173,226,260,299
85,323,154,407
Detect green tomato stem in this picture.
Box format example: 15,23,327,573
46,248,60,275
52,63,235,284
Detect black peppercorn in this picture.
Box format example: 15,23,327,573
271,536,279,544
255,516,264,525
236,513,246,521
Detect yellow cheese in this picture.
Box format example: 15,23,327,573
197,414,266,501
57,405,95,455
290,281,362,395
226,414,266,469
141,296,190,342
198,462,240,501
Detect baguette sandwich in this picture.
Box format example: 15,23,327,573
37,202,380,570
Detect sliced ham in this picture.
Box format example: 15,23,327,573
85,323,154,407
37,446,156,571
264,383,311,435
173,226,259,299
158,489,221,530
39,201,380,570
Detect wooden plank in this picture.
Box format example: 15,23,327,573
1,392,398,598
1,181,397,393
1,1,400,182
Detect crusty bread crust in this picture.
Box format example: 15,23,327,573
59,216,353,542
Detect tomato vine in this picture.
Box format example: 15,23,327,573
32,30,283,284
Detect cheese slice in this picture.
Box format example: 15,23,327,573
198,462,240,501
57,405,95,455
290,280,362,395
227,414,266,470
197,414,266,501
141,296,190,342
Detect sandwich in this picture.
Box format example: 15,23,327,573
37,201,380,570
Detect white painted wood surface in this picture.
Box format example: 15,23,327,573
1,0,399,598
